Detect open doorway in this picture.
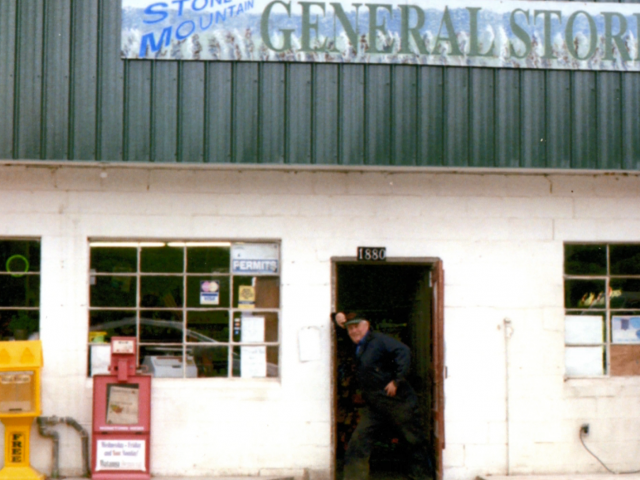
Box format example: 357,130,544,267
332,259,444,480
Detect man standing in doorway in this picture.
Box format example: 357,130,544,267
334,312,433,480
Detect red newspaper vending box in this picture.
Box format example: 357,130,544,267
92,337,151,480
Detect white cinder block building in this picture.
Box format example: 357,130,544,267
1,165,639,480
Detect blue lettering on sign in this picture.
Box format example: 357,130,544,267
139,26,172,57
143,2,169,23
136,0,255,57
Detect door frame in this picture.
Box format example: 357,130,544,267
330,257,445,480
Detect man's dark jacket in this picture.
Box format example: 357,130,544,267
354,330,416,408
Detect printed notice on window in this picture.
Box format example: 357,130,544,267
106,385,140,425
241,316,264,343
96,439,146,471
241,346,266,378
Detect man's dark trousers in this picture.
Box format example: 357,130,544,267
343,393,432,480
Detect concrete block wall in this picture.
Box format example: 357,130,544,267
0,164,639,479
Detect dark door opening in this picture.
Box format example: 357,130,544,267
332,260,444,480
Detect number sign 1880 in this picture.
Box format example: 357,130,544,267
357,247,386,261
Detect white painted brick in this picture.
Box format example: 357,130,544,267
593,175,640,197
434,174,509,197
548,174,597,197
488,421,507,444
442,443,466,467
345,172,395,195
386,172,439,195
0,165,55,190
574,197,640,219
555,218,640,241
504,174,552,197
467,197,573,219
96,167,150,192
464,444,507,470
446,421,489,444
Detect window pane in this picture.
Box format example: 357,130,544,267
611,345,640,375
141,246,183,273
233,276,280,309
139,311,183,343
1,310,39,340
89,310,137,340
610,245,640,275
232,346,279,378
189,345,228,377
564,279,606,309
611,313,640,344
0,275,40,307
0,240,40,273
232,312,278,343
565,315,604,345
565,346,605,376
186,276,230,308
140,346,197,378
564,244,606,275
90,247,137,273
187,311,229,343
187,247,230,274
610,278,640,309
140,276,183,308
90,276,137,307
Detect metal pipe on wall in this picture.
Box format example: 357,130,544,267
36,416,91,478
503,318,514,476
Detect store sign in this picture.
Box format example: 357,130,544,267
231,244,279,274
96,440,146,471
123,0,640,71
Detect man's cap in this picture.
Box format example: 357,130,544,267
344,312,368,326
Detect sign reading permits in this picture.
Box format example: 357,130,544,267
357,247,386,261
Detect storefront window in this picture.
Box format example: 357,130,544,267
0,240,40,341
88,241,280,378
564,243,640,376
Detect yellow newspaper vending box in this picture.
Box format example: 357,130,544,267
0,341,43,480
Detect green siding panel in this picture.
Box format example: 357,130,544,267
546,70,571,169
70,0,98,161
286,64,312,164
152,62,178,163
15,0,44,160
43,0,71,160
260,63,286,164
391,66,418,167
0,0,16,159
469,69,495,168
313,64,339,165
205,63,232,163
444,68,469,167
521,71,546,168
233,63,259,164
339,65,365,166
495,70,520,168
179,62,206,163
97,0,124,161
419,67,444,167
572,72,598,169
622,73,640,170
125,61,152,162
597,72,622,170
365,65,391,167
